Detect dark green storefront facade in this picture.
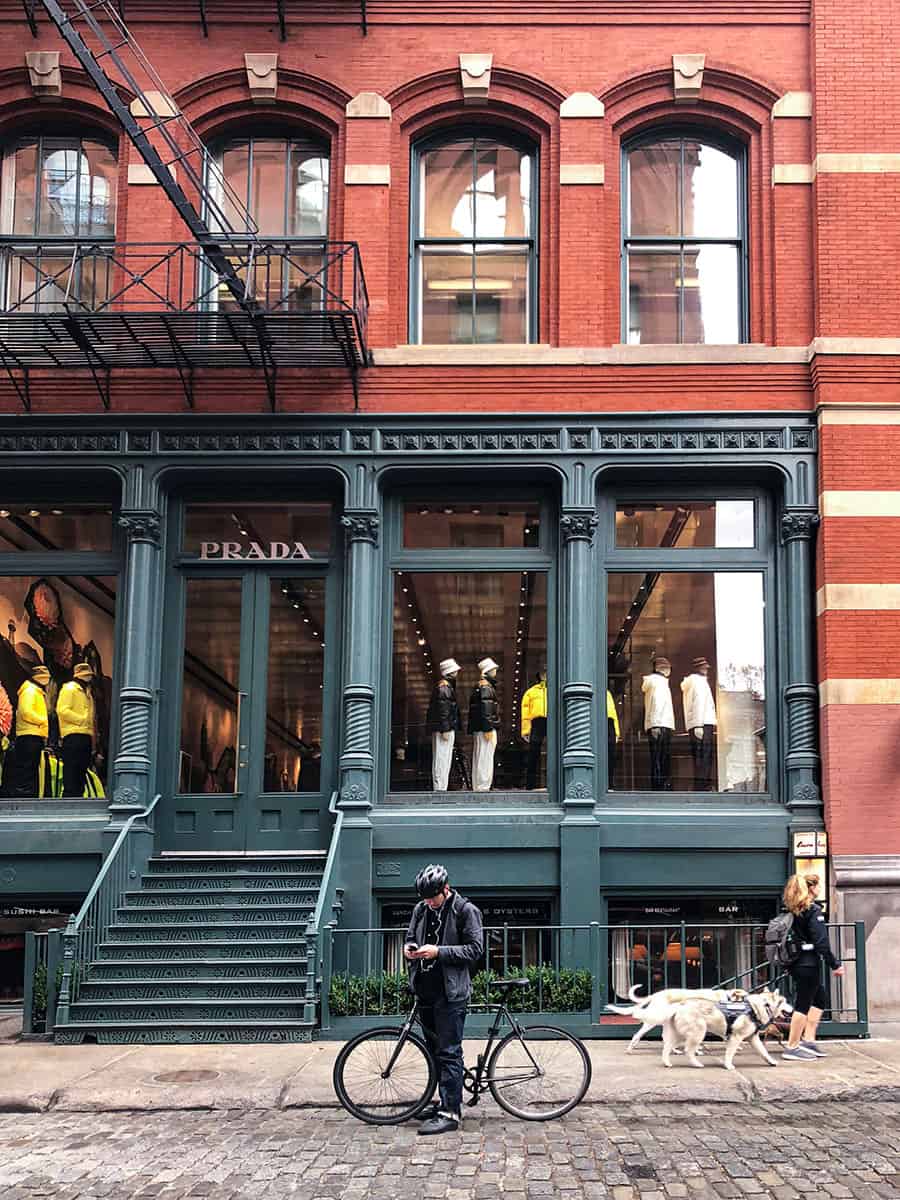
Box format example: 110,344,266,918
0,410,824,1020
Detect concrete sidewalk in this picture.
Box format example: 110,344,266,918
2,1032,900,1113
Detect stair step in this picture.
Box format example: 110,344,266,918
126,888,319,906
79,981,308,1000
106,924,310,942
115,906,314,924
97,940,309,959
149,855,325,875
70,1000,310,1021
141,874,323,890
88,959,307,978
55,1021,317,1045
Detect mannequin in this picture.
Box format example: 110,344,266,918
642,657,674,791
58,662,96,798
426,657,462,792
521,667,548,789
13,664,50,797
606,690,620,790
468,656,500,791
681,656,717,792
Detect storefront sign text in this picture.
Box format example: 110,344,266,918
199,541,312,561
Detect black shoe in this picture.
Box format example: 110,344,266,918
417,1111,460,1136
412,1102,440,1121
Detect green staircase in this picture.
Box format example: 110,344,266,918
56,853,326,1044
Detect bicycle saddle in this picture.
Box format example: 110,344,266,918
495,977,530,989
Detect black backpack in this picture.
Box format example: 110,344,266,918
765,911,801,970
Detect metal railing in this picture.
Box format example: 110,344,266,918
54,794,160,1030
320,919,868,1037
305,791,345,1025
22,928,62,1036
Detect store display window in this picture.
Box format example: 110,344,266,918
182,502,332,559
0,575,116,799
0,505,113,552
381,898,554,974
607,571,766,793
403,502,540,549
0,900,80,1004
615,501,755,549
390,570,548,792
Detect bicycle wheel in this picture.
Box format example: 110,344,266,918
333,1026,437,1125
487,1024,591,1121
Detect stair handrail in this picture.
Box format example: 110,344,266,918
55,794,161,1029
305,791,344,1025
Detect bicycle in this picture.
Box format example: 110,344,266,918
332,977,592,1125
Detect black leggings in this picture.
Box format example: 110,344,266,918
791,966,828,1015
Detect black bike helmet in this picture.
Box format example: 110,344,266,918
415,863,449,898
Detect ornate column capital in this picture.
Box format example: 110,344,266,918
118,510,162,545
781,510,820,544
560,509,599,544
341,511,379,546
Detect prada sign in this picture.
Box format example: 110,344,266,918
199,540,312,561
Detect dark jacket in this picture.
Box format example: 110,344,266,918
404,891,484,1003
468,676,500,734
426,678,462,734
791,901,840,971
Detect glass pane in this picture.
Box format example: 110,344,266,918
0,506,113,552
683,141,738,238
607,572,766,794
250,140,288,236
474,143,530,238
221,143,250,231
81,141,117,237
420,247,474,343
10,142,38,235
290,152,329,237
283,248,327,313
390,571,548,793
179,577,241,794
6,252,68,314
474,249,528,343
682,245,739,344
403,502,539,549
183,503,332,558
421,141,473,238
39,144,84,237
0,574,116,799
626,250,680,344
628,141,680,237
264,579,325,792
615,502,755,549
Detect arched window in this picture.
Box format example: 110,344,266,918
210,135,329,237
0,134,117,237
411,133,537,344
623,133,746,344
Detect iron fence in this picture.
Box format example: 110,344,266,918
22,928,62,1036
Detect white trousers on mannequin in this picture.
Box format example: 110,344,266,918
472,732,496,792
431,731,454,791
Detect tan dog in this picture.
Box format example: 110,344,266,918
661,990,791,1071
607,985,748,1053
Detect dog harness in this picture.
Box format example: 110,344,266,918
714,1000,772,1035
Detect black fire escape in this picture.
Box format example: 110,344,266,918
3,0,370,410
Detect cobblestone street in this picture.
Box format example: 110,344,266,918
1,1103,898,1199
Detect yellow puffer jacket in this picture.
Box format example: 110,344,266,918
16,681,48,738
521,680,548,738
57,681,95,738
607,690,620,738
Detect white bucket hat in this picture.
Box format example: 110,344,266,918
478,657,499,674
439,657,461,676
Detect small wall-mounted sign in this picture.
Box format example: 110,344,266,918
375,861,402,877
793,831,828,858
199,541,312,561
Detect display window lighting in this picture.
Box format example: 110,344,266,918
0,511,9,518
51,509,63,516
28,509,40,517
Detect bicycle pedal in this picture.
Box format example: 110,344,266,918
466,1096,479,1108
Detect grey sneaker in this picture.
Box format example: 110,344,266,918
782,1045,817,1061
801,1041,827,1057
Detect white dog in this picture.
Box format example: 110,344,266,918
607,985,748,1053
661,990,791,1071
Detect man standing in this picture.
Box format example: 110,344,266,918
404,864,484,1135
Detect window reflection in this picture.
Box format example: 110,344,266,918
615,502,755,549
2,137,117,238
0,506,113,553
264,579,324,793
607,572,766,793
214,136,329,237
403,503,540,549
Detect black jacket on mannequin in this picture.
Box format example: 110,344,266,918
468,676,500,733
426,678,462,734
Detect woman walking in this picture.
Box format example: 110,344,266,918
781,872,845,1061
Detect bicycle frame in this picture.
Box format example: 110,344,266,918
381,997,545,1109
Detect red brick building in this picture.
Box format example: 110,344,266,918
0,0,896,1039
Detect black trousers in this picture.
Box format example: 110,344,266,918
62,733,93,797
9,735,44,798
418,995,468,1115
525,716,547,789
647,727,672,791
607,717,618,789
690,724,716,791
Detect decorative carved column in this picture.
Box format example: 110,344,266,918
106,508,163,857
337,509,379,929
781,509,822,829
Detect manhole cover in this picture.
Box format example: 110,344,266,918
153,1070,220,1084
